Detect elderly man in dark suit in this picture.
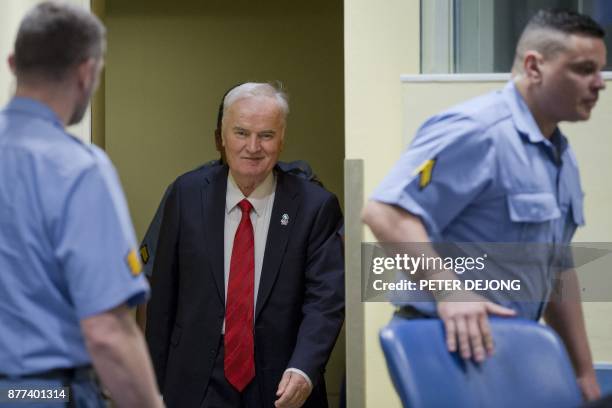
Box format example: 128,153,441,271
146,82,344,408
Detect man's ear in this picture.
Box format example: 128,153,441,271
76,58,97,90
219,129,228,147
214,129,223,151
523,51,544,83
8,54,16,75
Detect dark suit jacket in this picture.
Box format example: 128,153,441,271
146,164,344,408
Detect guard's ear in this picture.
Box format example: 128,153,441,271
523,51,544,83
76,57,98,91
8,54,16,75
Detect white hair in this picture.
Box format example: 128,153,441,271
222,82,289,124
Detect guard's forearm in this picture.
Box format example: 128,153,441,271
544,270,595,377
362,201,429,243
82,306,163,408
362,200,459,293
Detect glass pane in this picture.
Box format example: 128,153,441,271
448,0,612,73
583,0,612,68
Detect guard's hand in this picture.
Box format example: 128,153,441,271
577,371,601,402
275,371,312,408
437,292,516,362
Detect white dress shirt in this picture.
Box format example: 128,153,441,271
222,170,312,388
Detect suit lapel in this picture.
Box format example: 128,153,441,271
201,165,229,305
255,171,300,320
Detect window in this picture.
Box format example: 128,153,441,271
421,0,612,73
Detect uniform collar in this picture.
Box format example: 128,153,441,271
503,81,569,156
502,81,550,144
225,170,276,216
5,97,64,129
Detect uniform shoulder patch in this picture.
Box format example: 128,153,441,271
414,158,436,190
140,244,150,265
126,248,143,277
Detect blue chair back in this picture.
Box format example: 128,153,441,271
379,317,582,408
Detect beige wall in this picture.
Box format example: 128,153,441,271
102,0,345,405
0,2,30,106
345,0,420,407
0,0,92,142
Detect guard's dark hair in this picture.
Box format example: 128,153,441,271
14,1,105,81
527,9,605,38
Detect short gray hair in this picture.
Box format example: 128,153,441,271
14,1,105,81
222,82,289,124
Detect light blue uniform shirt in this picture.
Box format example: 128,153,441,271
0,98,149,376
372,81,584,320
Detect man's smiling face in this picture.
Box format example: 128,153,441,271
222,95,285,193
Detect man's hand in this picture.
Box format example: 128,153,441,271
577,371,601,402
437,292,516,362
275,371,312,408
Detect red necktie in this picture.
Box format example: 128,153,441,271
224,199,255,391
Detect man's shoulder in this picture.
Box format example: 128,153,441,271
413,88,513,152
277,170,336,203
18,127,107,181
174,160,224,187
424,88,511,132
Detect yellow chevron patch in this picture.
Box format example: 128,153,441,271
414,159,436,189
126,248,142,277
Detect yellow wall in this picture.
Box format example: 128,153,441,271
345,0,420,406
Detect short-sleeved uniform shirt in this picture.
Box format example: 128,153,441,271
0,98,149,376
371,81,584,320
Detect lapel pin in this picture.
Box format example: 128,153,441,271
281,213,289,226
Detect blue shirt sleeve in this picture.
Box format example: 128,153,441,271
371,113,497,238
52,148,149,319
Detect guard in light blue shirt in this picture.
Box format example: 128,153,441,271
0,97,148,374
363,9,605,397
371,80,584,320
0,3,162,407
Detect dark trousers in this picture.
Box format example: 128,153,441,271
201,338,263,408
